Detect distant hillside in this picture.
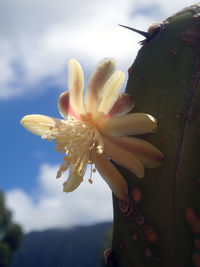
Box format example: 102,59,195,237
11,222,112,267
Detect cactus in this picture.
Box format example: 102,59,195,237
110,3,200,267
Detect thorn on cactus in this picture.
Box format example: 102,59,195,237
118,22,163,44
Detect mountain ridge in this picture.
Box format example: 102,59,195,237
11,222,112,267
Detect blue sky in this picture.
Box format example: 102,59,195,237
1,0,197,232
1,85,61,192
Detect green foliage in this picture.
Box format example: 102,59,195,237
111,3,200,267
3,224,23,251
0,191,23,267
0,243,11,267
0,193,12,231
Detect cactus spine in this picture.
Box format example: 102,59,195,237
111,3,200,267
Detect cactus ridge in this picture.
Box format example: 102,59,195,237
171,11,200,266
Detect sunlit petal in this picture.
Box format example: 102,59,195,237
57,91,81,120
68,59,85,116
109,136,164,168
103,113,157,136
85,58,115,115
20,114,66,137
107,93,134,118
95,153,128,200
103,136,144,178
63,165,83,192
97,70,125,116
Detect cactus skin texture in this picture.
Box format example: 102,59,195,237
111,3,200,267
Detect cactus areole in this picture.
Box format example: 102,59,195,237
111,3,200,267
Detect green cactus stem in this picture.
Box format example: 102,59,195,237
111,3,200,267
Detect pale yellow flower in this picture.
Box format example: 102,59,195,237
20,59,163,200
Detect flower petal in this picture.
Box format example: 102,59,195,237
108,136,164,168
85,58,116,115
103,113,157,136
63,166,83,192
103,135,144,178
107,93,134,118
57,91,81,120
20,114,66,136
68,59,85,116
97,70,125,116
95,153,128,200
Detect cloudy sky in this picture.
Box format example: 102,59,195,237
1,0,197,233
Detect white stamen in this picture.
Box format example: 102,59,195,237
42,117,104,182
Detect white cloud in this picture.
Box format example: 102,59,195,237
0,0,196,99
5,163,113,233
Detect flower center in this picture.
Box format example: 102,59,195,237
42,117,104,179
